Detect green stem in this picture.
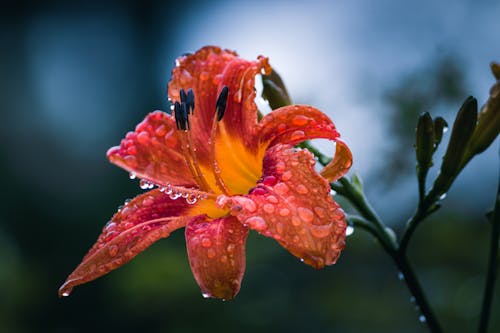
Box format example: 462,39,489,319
478,173,500,333
304,141,442,333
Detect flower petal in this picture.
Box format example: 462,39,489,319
59,189,192,297
257,105,340,147
320,139,353,182
107,111,195,186
221,144,346,269
168,46,271,158
185,215,248,300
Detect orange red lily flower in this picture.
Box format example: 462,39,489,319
59,46,353,300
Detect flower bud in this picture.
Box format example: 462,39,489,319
415,112,435,170
466,62,500,155
262,69,292,109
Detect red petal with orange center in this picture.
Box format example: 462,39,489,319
169,46,271,159
185,215,249,300
222,144,346,269
107,111,195,186
59,189,194,297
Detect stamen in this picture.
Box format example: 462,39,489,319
186,88,195,114
216,86,229,121
174,89,210,192
209,86,232,194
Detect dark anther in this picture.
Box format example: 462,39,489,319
216,86,229,121
186,88,195,114
180,89,187,103
174,101,190,130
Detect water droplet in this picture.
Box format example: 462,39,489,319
442,126,449,133
290,130,305,141
108,245,119,257
226,244,235,252
345,225,354,236
329,189,336,196
139,179,150,190
310,224,332,238
439,193,447,200
291,216,301,226
262,175,277,186
186,195,198,205
129,172,137,180
207,248,216,259
398,272,404,281
274,182,289,195
297,207,314,223
296,184,309,194
266,195,278,203
202,292,210,298
201,238,212,248
313,206,326,218
292,115,309,126
263,204,275,213
245,216,267,231
236,197,257,212
279,208,290,216
61,292,70,297
419,315,426,323
169,192,181,200
137,131,149,145
410,296,416,303
281,171,292,181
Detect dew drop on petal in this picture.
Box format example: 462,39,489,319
139,179,150,190
186,195,198,205
245,216,267,231
296,184,309,194
439,193,447,200
61,292,70,297
291,216,301,227
237,197,257,213
292,115,309,126
310,224,332,238
290,130,305,141
398,272,404,281
282,171,292,181
266,195,278,203
202,292,210,298
108,245,119,257
207,248,216,259
129,172,137,180
419,315,426,323
279,208,290,217
329,189,337,196
346,225,354,236
201,238,212,248
263,204,275,213
297,207,314,223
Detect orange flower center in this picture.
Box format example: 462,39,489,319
174,87,265,218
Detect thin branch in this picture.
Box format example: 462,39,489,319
478,172,500,333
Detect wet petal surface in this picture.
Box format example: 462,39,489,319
185,215,248,300
257,105,340,148
107,111,195,186
59,189,193,296
221,144,346,269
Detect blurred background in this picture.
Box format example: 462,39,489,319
1,0,499,332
